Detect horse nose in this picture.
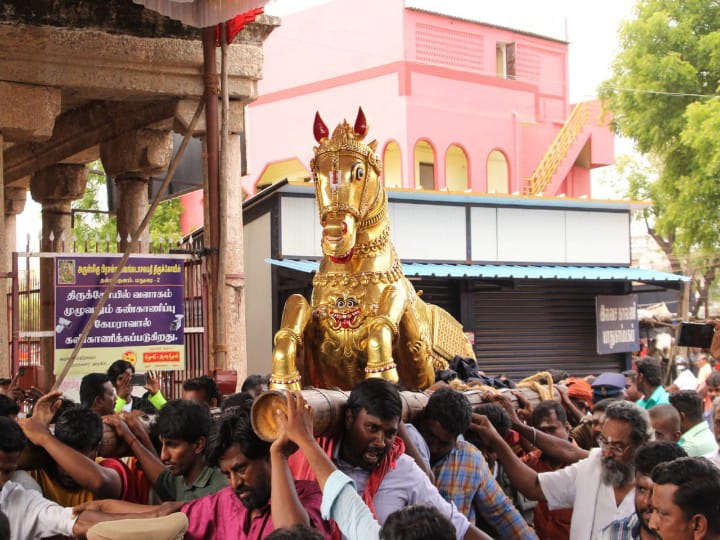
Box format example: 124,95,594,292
324,222,347,237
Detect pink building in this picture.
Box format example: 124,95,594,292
181,0,671,380
242,0,613,199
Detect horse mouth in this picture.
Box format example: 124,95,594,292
329,249,354,264
322,218,356,261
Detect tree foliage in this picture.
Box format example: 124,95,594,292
72,160,182,252
600,0,720,316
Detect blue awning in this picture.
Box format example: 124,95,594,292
266,259,689,284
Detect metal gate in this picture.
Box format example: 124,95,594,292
8,235,208,399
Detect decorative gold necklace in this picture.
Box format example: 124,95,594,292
313,257,403,289
354,224,390,258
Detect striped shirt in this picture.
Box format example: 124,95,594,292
596,512,640,540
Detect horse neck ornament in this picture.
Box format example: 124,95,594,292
268,108,475,392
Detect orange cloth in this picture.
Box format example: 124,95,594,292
126,456,154,504
29,468,94,506
522,450,573,540
565,377,593,406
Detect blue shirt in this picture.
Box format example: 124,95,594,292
321,470,381,540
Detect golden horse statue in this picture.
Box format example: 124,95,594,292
269,108,476,391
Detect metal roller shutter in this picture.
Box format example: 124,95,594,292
465,280,627,380
410,277,461,320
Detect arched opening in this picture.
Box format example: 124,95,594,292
255,158,309,191
445,144,469,192
487,150,509,194
382,141,402,188
414,140,435,190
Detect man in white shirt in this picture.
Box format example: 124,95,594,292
470,400,652,540
0,417,177,539
0,417,77,539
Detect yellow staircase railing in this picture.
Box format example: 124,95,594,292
523,101,589,195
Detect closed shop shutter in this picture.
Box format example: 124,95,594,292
411,277,461,320
465,280,627,380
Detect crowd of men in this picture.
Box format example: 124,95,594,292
1,350,720,540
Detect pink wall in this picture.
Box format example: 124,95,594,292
241,0,614,199
180,190,204,235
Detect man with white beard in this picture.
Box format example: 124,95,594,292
470,400,652,540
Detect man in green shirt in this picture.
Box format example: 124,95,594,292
105,399,226,501
670,390,719,457
635,356,670,410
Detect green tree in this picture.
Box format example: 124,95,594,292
600,0,720,317
72,160,183,252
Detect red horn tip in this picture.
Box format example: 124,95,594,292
354,107,367,138
313,111,329,142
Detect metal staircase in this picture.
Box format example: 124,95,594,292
523,102,589,195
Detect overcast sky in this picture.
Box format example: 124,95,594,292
266,0,637,103
16,1,637,249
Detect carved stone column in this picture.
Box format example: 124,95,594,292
222,129,248,386
0,81,61,379
30,165,88,389
100,129,173,253
5,186,27,262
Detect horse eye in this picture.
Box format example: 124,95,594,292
354,166,364,180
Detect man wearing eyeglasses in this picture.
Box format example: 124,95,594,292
469,400,652,540
597,441,687,540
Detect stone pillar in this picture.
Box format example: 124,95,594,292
175,100,247,381
114,175,150,253
223,130,248,387
30,165,88,390
0,82,61,379
5,187,27,263
100,129,173,253
0,134,5,378
3,186,27,375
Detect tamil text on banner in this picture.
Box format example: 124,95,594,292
595,294,639,355
54,255,186,375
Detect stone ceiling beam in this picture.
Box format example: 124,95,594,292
0,24,264,102
3,99,178,185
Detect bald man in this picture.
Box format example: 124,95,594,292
649,404,681,443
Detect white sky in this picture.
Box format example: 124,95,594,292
16,0,637,250
266,0,637,103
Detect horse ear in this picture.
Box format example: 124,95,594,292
354,107,368,139
314,112,329,142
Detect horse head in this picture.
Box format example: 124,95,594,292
311,107,383,262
